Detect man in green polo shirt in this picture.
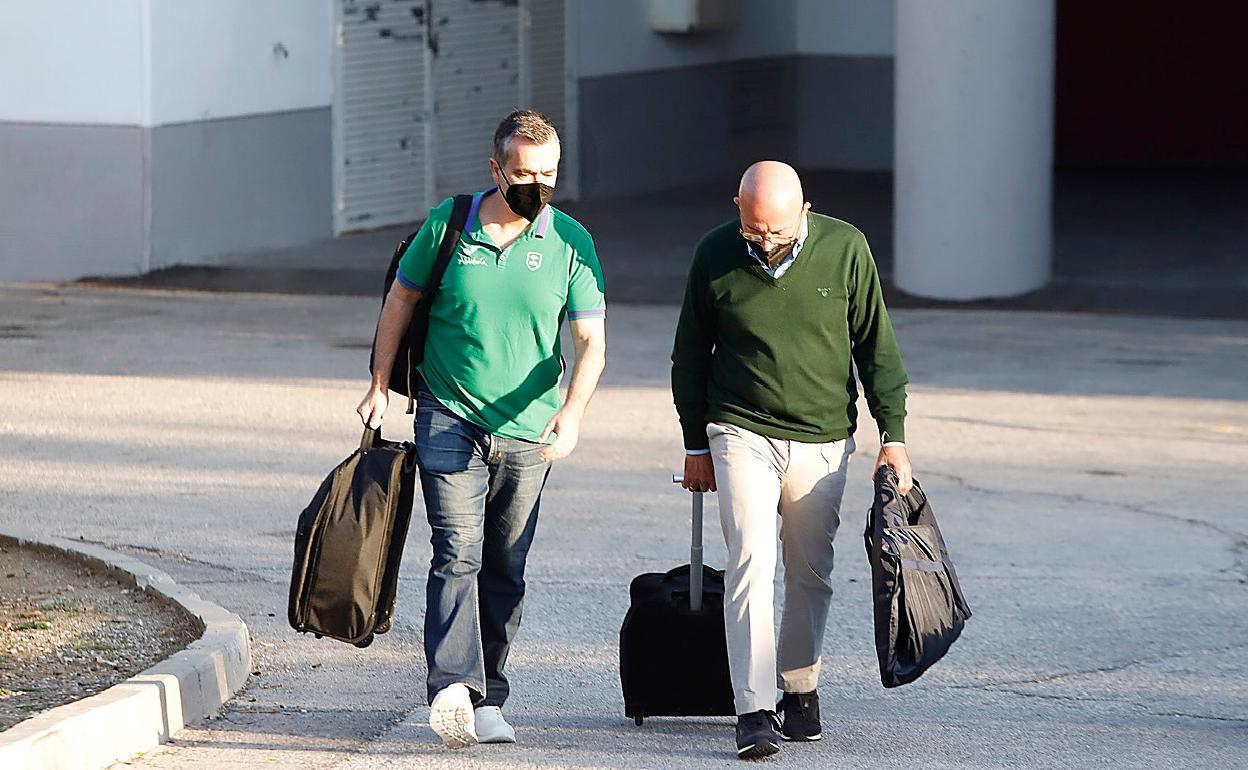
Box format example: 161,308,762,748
358,110,606,750
671,161,911,759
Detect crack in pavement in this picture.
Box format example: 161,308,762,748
1153,712,1248,724
74,537,282,585
922,413,1248,445
1230,540,1248,586
966,686,1248,726
983,689,1130,706
923,469,1248,583
923,469,1246,540
949,641,1248,692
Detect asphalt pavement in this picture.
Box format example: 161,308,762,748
0,284,1245,769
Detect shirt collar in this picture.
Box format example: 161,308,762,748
477,186,552,238
747,212,809,267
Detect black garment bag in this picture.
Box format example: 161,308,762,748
619,476,736,724
864,465,971,687
289,427,416,648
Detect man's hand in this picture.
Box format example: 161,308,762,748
875,444,913,496
356,385,389,429
682,453,717,493
539,317,605,463
360,282,420,431
539,408,581,462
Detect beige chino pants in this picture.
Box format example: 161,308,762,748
707,421,854,715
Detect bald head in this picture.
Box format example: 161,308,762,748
736,161,808,247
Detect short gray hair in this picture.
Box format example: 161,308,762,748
492,110,559,165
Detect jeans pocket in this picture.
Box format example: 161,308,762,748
415,401,480,474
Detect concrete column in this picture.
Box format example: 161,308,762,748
894,0,1055,300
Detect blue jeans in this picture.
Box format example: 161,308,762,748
414,386,551,707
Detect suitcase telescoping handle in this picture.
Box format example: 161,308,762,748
671,474,704,612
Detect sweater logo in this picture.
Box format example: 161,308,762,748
525,251,543,272
817,287,832,297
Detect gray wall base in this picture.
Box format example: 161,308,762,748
0,123,145,282
577,54,893,200
0,109,332,283
150,108,332,270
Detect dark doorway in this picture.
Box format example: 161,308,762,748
1055,1,1248,168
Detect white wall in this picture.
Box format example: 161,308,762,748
0,0,333,127
795,0,894,56
147,0,333,125
576,0,797,79
0,0,146,125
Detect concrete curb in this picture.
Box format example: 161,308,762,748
0,529,252,770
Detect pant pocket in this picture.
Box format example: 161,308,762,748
819,437,854,474
416,403,481,474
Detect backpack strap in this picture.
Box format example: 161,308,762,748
426,193,474,298
401,193,473,414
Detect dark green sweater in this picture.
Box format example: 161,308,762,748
671,214,908,451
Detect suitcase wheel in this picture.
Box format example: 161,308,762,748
374,617,392,635
314,634,322,639
634,716,643,726
353,633,375,649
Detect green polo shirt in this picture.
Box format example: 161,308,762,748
396,189,606,441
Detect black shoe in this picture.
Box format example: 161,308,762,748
777,691,822,741
735,710,781,760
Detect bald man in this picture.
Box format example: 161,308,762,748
671,161,911,759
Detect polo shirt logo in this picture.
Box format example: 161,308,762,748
817,287,831,297
525,251,543,271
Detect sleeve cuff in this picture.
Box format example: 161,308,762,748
879,423,905,445
568,307,606,320
685,448,710,456
881,441,905,448
681,424,709,452
395,271,426,292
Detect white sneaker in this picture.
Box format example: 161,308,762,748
429,683,477,749
474,706,517,744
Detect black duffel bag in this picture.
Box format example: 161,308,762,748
864,465,971,687
289,427,415,648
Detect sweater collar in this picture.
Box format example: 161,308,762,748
747,213,810,277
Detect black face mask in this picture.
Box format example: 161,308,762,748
751,240,796,269
500,179,555,222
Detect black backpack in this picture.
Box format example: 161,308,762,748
369,194,473,413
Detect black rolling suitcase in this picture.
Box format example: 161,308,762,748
289,427,416,648
619,475,736,724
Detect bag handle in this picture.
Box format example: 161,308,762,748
360,426,378,452
672,474,704,612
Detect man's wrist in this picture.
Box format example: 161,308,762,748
882,441,905,448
